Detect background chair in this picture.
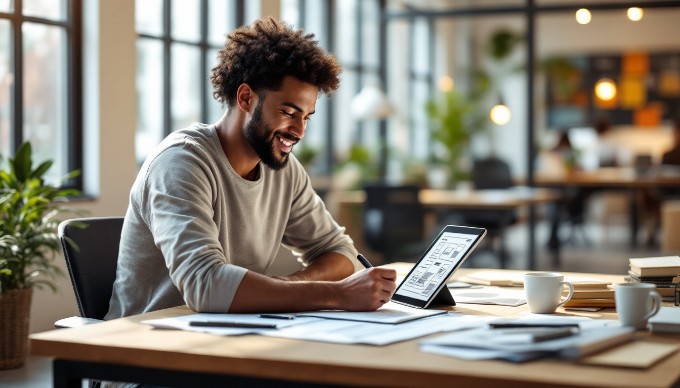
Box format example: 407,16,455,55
362,184,426,263
55,217,124,327
458,157,517,268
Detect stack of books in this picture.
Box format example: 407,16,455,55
563,283,615,308
627,256,680,299
648,307,680,334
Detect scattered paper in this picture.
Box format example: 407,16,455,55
448,286,526,307
297,301,447,324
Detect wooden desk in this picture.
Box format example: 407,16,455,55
334,187,559,210
31,267,680,388
534,167,680,188
534,167,680,248
332,187,559,269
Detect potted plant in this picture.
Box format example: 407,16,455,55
0,142,80,369
425,84,490,188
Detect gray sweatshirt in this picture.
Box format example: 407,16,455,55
105,123,361,319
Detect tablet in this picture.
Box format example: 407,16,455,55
391,225,487,309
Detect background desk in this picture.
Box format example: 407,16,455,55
534,167,680,248
332,188,559,269
31,267,680,388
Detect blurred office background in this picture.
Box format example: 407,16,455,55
2,0,680,339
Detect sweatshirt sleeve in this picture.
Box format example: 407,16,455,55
280,158,363,272
140,143,247,312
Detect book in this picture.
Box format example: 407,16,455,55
629,256,680,277
580,342,679,368
571,282,611,290
567,289,615,299
627,272,680,284
648,307,680,334
563,298,615,308
458,271,610,289
624,277,677,297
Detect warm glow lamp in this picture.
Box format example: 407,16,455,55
575,8,591,24
490,103,511,125
627,7,644,21
438,76,454,92
595,78,617,101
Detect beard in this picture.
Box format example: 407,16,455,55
243,101,290,171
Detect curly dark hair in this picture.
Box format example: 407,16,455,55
211,17,342,106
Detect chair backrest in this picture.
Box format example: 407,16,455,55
58,217,124,320
471,157,513,190
362,184,424,258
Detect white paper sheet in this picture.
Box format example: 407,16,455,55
297,301,447,324
448,286,527,306
420,324,634,362
143,311,494,345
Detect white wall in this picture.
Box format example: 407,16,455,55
429,7,680,179
29,0,138,334
503,8,680,177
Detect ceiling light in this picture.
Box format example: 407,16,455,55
438,76,454,92
627,7,644,22
490,103,511,126
595,78,617,101
575,8,591,25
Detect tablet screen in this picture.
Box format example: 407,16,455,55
391,225,486,308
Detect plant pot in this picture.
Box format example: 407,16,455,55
0,288,33,370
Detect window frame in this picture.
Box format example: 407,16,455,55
135,0,245,140
1,0,83,189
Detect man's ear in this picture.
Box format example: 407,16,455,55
236,83,258,113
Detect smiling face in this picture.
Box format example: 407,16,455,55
243,76,318,170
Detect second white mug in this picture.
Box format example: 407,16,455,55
615,283,662,330
524,272,574,314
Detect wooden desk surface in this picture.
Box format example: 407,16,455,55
31,267,680,387
534,167,680,188
334,187,559,210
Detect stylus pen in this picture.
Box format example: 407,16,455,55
357,254,373,268
258,314,295,320
188,321,278,329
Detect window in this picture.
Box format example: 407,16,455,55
334,0,383,166
407,18,435,160
135,0,243,164
280,0,334,175
0,0,82,187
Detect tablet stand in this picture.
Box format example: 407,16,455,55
429,286,455,307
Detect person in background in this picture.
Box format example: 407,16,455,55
636,118,680,247
105,17,397,323
593,116,618,168
662,118,680,165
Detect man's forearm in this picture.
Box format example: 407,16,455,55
228,265,397,313
274,252,355,282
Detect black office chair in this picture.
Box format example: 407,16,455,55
459,157,517,268
55,217,124,328
362,184,426,262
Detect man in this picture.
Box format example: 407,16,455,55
105,17,396,319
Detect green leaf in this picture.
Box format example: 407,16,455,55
31,160,53,180
12,142,33,184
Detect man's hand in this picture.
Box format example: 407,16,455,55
334,268,397,311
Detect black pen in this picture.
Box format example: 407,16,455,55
189,321,278,329
258,314,295,320
489,323,580,329
357,254,373,268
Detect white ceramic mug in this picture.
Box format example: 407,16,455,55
524,272,574,314
615,283,662,330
